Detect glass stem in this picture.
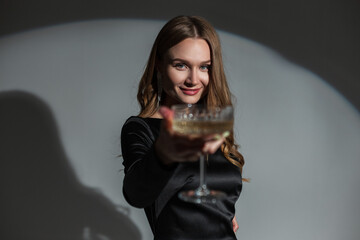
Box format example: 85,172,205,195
199,154,207,190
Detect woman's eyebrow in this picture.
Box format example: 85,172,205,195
170,58,211,64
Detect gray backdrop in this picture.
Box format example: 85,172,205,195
0,1,359,240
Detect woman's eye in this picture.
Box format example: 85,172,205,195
200,65,211,71
174,63,186,70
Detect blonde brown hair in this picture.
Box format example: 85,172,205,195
137,16,246,179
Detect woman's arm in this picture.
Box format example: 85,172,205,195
121,118,176,208
122,108,229,208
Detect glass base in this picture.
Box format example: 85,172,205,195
178,187,226,204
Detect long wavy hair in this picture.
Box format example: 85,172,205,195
137,16,246,179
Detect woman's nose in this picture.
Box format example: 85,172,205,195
185,69,199,86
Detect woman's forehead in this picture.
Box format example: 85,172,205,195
166,38,211,62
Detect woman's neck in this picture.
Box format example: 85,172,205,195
149,110,163,119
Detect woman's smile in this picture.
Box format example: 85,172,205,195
179,87,202,96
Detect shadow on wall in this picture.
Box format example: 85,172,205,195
0,91,141,240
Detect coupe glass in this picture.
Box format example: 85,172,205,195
171,104,234,204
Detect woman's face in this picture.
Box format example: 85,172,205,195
160,38,211,106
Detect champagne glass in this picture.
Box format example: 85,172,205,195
171,104,234,204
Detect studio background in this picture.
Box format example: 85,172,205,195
0,1,359,239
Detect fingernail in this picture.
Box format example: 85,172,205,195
214,134,222,140
222,131,230,138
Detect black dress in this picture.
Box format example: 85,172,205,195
121,116,242,240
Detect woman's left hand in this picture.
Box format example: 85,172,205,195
232,216,239,232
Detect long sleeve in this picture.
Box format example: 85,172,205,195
121,117,242,239
121,117,176,208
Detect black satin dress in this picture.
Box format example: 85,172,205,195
121,116,242,240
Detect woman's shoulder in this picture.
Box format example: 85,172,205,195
123,116,162,126
122,116,162,136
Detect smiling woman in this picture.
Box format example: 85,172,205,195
121,15,244,239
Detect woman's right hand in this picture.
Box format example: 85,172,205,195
155,106,227,165
155,106,205,165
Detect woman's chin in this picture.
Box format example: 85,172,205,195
180,100,200,105
163,93,202,106
179,96,202,105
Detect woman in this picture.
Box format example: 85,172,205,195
121,16,245,239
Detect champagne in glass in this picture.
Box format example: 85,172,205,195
172,120,234,135
171,104,234,204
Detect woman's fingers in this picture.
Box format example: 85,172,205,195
203,139,223,154
158,106,174,132
202,131,230,154
232,216,239,232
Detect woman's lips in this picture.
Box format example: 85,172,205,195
180,87,201,96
